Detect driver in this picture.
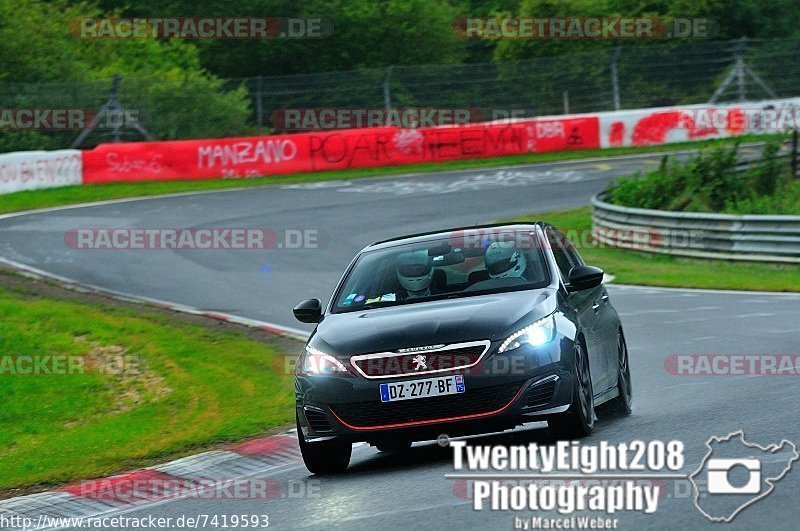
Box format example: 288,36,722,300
396,250,434,299
484,242,527,278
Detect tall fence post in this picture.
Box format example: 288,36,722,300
792,130,798,179
736,36,747,102
562,90,570,114
383,66,394,126
710,36,775,103
610,46,621,110
109,75,122,142
255,76,263,128
70,74,152,148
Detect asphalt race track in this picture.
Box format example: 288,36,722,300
1,150,798,529
0,148,760,332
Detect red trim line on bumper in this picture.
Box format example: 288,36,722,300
327,384,526,431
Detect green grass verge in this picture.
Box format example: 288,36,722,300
0,287,296,490
0,134,778,216
510,207,800,292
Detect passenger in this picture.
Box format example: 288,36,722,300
484,242,527,278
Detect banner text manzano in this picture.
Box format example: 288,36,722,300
81,117,599,183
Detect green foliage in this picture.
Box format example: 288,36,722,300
0,0,251,149
607,141,799,214
495,0,800,63
751,141,782,196
95,0,800,78
118,76,252,140
0,0,798,151
724,179,800,215
99,0,467,77
0,131,55,152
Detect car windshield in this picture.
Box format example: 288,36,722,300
332,230,550,312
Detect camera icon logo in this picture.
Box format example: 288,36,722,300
706,458,761,494
690,431,799,522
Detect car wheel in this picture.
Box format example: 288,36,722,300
607,331,633,416
548,341,594,439
375,441,412,453
297,414,352,474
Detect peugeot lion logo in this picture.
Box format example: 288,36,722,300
412,354,427,371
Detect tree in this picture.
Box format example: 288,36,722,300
0,0,251,147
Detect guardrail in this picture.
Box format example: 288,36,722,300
591,192,800,263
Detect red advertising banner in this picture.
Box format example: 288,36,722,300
82,117,600,184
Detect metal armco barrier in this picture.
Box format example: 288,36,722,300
591,192,800,263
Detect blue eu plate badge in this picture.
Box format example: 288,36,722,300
379,383,391,403
455,374,465,393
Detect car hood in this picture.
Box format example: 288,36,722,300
311,288,557,355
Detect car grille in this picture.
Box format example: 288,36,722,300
350,342,488,378
304,408,334,433
331,382,522,428
522,378,557,409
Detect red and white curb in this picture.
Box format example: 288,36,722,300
0,433,305,531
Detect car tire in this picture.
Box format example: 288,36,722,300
606,331,633,416
548,341,594,440
297,414,352,474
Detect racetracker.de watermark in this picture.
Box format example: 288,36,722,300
0,108,140,131
0,355,84,375
64,228,321,250
455,17,717,40
281,352,577,377
66,477,320,501
271,108,486,131
448,226,699,252
665,354,800,376
650,107,800,133
70,17,333,39
0,353,143,376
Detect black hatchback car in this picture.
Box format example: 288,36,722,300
293,223,632,474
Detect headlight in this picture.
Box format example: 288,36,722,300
301,345,349,374
498,314,556,353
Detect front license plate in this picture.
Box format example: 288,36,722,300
379,374,465,403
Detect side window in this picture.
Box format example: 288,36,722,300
546,228,573,282
560,232,584,267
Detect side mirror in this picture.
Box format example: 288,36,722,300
293,298,323,323
567,265,604,292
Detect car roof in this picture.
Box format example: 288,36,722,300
366,222,546,252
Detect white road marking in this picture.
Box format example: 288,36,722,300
341,169,585,195
618,309,681,316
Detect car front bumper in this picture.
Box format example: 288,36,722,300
296,338,577,445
